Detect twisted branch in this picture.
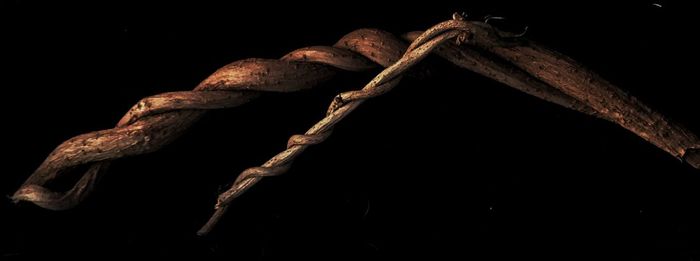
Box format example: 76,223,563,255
11,20,593,211
11,29,406,210
12,14,698,236
198,16,700,234
198,26,466,235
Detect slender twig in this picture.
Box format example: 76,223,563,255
200,15,699,234
12,14,698,236
199,26,467,235
12,29,408,210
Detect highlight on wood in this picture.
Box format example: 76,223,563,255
12,13,699,236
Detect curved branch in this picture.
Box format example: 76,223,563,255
200,16,699,234
13,15,698,237
12,29,408,210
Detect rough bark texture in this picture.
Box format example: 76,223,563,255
402,31,601,118
460,20,699,167
13,15,698,235
12,29,407,210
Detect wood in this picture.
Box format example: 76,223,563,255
12,15,698,235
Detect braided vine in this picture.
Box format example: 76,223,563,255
13,14,699,236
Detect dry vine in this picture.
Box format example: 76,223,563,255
12,14,699,236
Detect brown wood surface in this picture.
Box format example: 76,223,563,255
12,15,698,235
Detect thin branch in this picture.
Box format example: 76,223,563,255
12,14,698,236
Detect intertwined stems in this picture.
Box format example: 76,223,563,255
12,13,698,235
199,15,700,235
12,20,586,211
198,19,471,235
10,29,403,210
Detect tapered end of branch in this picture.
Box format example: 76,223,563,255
11,185,71,210
12,163,106,210
197,206,229,236
684,148,700,169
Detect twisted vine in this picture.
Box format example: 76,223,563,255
12,14,699,236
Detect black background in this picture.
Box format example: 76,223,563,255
2,0,699,259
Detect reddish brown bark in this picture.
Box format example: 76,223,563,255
12,16,698,234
